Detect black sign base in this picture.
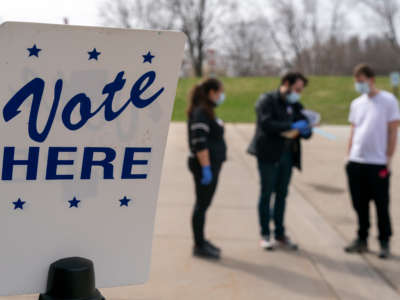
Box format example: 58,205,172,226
38,257,105,300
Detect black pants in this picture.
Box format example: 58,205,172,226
188,158,222,247
257,151,293,238
346,162,392,243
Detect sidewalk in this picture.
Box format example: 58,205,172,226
3,123,399,300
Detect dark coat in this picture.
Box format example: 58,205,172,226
247,90,312,170
188,107,227,165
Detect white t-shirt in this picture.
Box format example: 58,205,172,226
349,90,400,165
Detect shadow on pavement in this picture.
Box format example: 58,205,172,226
209,255,330,298
208,254,376,300
367,250,400,262
308,183,345,195
301,250,384,279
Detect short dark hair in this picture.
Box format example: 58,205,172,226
353,63,375,78
281,72,309,87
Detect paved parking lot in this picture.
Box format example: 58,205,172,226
3,123,400,300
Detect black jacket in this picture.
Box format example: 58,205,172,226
188,107,227,164
247,90,312,170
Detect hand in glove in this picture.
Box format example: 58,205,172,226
201,166,213,185
291,120,309,131
300,127,312,137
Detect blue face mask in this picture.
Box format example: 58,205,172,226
216,92,225,106
286,92,301,104
355,82,370,94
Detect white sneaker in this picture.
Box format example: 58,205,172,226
260,236,275,250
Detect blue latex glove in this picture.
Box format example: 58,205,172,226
201,166,213,185
291,120,309,131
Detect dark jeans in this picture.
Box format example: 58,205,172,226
188,158,222,247
257,151,293,238
346,162,392,243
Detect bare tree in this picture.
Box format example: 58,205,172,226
261,0,348,74
259,0,317,72
99,0,234,77
224,20,278,76
275,0,309,71
359,0,400,53
99,0,397,76
170,0,209,77
100,0,172,29
311,0,348,74
100,0,136,29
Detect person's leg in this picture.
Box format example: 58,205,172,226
203,163,222,251
346,162,371,242
189,158,203,246
369,165,392,249
273,151,293,239
257,159,278,238
191,160,221,247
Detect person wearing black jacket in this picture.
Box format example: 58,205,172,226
248,72,313,251
187,78,227,259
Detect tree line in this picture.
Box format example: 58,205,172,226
99,0,400,77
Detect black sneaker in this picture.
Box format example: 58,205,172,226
344,239,368,253
204,240,221,254
193,244,220,260
379,242,390,259
275,235,298,251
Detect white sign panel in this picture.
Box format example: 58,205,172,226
0,22,185,296
390,72,400,87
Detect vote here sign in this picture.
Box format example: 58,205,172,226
0,22,185,296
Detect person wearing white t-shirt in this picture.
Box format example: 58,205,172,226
345,64,400,259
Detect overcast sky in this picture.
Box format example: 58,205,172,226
1,0,102,26
0,0,379,38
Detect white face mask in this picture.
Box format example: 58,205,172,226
216,92,225,106
355,82,370,94
286,92,301,104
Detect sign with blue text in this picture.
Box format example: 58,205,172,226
0,22,186,296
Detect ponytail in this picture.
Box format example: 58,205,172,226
186,78,222,119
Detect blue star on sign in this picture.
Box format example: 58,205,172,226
88,48,101,60
27,44,42,57
13,198,26,210
142,51,155,64
68,197,81,208
119,196,131,207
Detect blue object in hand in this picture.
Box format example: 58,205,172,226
201,166,213,185
291,120,309,131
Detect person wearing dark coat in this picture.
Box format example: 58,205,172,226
248,72,313,251
187,78,227,259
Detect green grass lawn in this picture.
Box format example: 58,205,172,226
172,76,397,124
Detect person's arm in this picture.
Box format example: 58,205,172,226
348,124,355,156
387,120,399,170
190,109,213,185
196,149,210,167
386,96,400,170
347,101,356,157
196,149,212,185
258,97,292,134
298,108,313,139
